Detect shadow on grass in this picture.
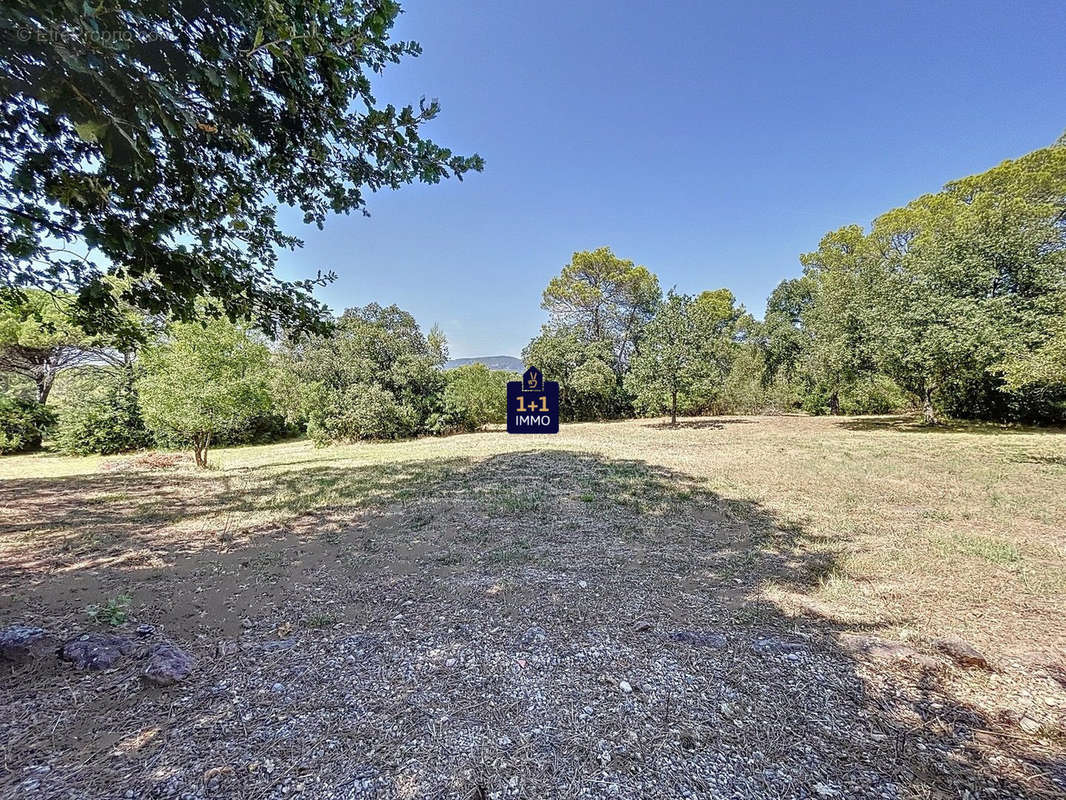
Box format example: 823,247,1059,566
0,450,1062,797
642,417,759,431
837,415,1066,436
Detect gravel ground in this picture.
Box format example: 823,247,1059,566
2,450,1063,799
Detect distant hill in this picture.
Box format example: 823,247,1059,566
444,355,524,372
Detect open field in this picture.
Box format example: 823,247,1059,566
1,415,1064,798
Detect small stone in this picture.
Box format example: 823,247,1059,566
0,625,56,664
143,641,193,686
618,680,632,693
719,702,737,718
814,783,837,797
669,630,727,648
61,633,135,670
632,619,654,632
445,658,457,667
271,682,286,694
135,624,157,637
934,636,990,670
520,625,547,647
1019,716,1041,734
578,580,588,589
751,636,806,655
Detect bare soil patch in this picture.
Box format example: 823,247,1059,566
1,417,1064,798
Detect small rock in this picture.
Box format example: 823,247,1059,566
838,633,941,669
1019,716,1041,734
0,625,56,663
61,633,135,670
669,630,727,648
632,619,654,632
445,658,457,667
934,636,990,669
143,642,193,686
271,682,286,694
751,636,806,656
618,680,632,693
520,625,547,647
719,702,737,718
578,580,588,589
135,623,157,638
814,783,837,797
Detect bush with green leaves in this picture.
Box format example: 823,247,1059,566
278,304,447,444
0,395,55,454
137,314,274,467
305,382,421,442
442,364,511,431
53,368,153,455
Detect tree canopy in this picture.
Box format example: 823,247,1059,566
137,313,273,466
1,0,483,335
541,247,661,378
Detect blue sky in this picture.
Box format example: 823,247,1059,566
275,0,1066,358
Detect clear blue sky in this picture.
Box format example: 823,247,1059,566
276,0,1066,359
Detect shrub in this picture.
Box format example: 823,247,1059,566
442,364,509,431
307,383,420,443
0,395,55,454
277,304,448,443
54,368,153,455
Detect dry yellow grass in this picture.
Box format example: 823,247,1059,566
2,413,1065,795
3,413,1064,665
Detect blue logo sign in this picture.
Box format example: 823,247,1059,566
507,366,559,434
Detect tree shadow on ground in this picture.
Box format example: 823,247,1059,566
0,450,1062,798
642,417,759,431
837,415,1066,436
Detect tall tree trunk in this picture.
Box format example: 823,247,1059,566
671,389,678,426
921,385,937,426
829,391,840,416
35,372,54,404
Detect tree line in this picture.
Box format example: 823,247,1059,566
2,138,1064,462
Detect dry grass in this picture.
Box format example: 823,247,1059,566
1,414,1064,797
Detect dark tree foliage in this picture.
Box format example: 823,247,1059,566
0,0,483,335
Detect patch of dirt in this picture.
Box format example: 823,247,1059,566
1,449,1064,799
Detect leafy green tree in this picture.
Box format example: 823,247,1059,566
277,303,446,443
522,326,619,420
627,291,728,424
870,145,1066,423
540,248,661,378
1,1,483,335
442,364,510,431
0,289,131,402
54,366,152,455
137,315,273,466
761,277,815,390
797,226,885,415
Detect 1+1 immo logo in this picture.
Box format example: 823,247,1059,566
507,367,559,434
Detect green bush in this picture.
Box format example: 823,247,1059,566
442,364,510,431
307,383,420,443
803,375,909,416
277,304,448,443
0,396,56,454
54,368,153,455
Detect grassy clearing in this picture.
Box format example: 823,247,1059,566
3,414,1063,662
1,414,1065,795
